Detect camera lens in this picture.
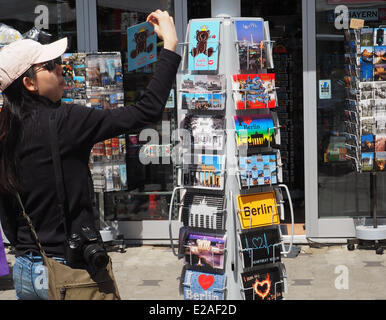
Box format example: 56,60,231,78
83,244,109,270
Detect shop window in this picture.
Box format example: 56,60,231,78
316,0,386,218
96,1,176,221
187,0,211,20
241,0,305,225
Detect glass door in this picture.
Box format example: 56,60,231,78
305,0,386,238
95,0,179,242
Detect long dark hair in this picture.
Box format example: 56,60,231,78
0,67,37,194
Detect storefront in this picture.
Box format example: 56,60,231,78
1,0,386,243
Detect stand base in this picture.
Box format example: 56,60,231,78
355,225,386,241
347,238,386,255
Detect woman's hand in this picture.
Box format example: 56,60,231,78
146,9,178,52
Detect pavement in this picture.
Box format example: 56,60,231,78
1,243,386,300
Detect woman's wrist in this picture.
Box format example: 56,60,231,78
163,38,178,52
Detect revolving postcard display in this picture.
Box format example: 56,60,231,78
174,17,289,301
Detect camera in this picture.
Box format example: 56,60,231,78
65,225,109,270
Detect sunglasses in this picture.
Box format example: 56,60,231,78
34,57,63,73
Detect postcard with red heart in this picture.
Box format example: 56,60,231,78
181,267,226,300
240,264,284,300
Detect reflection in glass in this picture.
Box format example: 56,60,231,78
316,0,386,218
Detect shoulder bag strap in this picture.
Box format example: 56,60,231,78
15,193,47,257
48,110,70,238
14,110,70,258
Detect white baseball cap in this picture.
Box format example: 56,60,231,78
0,37,68,91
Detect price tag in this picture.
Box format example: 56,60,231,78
350,18,364,29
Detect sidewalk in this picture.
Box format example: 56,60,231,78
1,244,386,300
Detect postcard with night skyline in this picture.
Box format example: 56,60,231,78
235,20,265,44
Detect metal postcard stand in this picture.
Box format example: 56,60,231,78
344,26,386,254
169,17,294,300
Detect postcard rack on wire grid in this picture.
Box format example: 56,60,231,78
343,26,386,173
230,17,294,301
171,17,231,300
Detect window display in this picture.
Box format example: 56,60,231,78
96,1,177,221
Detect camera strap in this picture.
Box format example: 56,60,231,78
48,110,70,238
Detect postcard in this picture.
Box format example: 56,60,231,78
374,64,386,81
181,267,226,300
234,20,266,71
182,92,225,111
361,118,375,136
181,74,226,93
376,117,386,135
359,82,374,100
375,152,386,171
119,164,127,188
361,152,374,172
374,46,386,65
232,74,276,110
240,264,284,300
182,115,225,151
360,28,374,47
375,100,386,118
181,192,226,230
166,89,175,109
188,21,220,71
237,191,280,230
127,21,157,71
85,53,124,90
375,134,386,152
360,58,374,82
104,165,114,192
361,134,375,153
239,226,281,268
374,82,386,99
239,153,278,187
184,230,226,271
182,154,225,190
234,114,276,149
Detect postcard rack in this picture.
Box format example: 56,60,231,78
343,26,386,251
169,17,294,300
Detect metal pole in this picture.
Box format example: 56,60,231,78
371,172,377,229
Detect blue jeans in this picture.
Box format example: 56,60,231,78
12,251,67,300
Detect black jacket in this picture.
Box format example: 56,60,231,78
0,48,181,258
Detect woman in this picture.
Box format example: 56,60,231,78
0,10,180,300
